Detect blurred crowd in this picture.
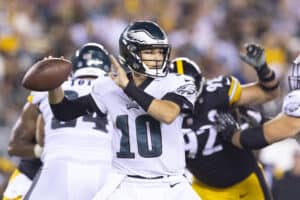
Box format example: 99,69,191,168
1,0,300,196
1,0,300,127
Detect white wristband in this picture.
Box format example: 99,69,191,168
34,144,43,158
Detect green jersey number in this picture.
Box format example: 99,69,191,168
116,114,162,158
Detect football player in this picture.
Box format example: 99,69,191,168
24,43,113,200
2,102,43,200
170,47,279,200
48,20,201,200
218,54,300,150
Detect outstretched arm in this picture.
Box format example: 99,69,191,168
230,114,300,149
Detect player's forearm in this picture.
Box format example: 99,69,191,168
232,113,300,150
50,95,94,121
48,86,64,104
263,113,300,143
147,99,180,124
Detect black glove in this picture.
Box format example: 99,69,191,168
215,111,240,143
236,107,264,130
240,43,266,70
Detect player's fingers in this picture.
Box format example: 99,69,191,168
110,55,122,72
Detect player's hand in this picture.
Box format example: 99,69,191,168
215,111,240,143
109,55,129,89
240,43,266,70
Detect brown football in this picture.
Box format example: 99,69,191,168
22,58,72,91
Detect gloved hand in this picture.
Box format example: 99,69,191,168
240,43,266,71
215,111,240,143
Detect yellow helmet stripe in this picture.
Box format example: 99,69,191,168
176,60,184,75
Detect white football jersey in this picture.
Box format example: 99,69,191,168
91,73,197,177
29,79,112,162
282,90,300,118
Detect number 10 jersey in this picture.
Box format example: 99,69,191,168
91,73,197,177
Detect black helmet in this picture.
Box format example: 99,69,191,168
170,57,204,95
72,43,111,78
289,55,300,91
119,20,171,77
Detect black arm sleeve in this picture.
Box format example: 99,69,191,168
239,126,269,150
162,92,193,111
50,94,102,121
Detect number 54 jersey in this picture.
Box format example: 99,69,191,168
91,73,197,177
28,79,113,163
185,76,260,187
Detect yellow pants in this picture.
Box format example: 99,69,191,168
192,172,271,200
3,169,31,200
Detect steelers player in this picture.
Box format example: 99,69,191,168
170,44,279,200
3,101,43,200
218,54,300,150
23,43,114,200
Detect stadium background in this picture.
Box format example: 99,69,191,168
0,0,300,198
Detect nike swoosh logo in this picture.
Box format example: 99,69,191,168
240,192,248,198
170,182,180,188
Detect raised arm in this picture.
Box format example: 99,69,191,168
109,55,185,124
237,44,280,106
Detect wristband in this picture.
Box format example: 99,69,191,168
260,81,280,91
260,70,275,82
123,82,155,111
240,126,269,150
257,63,272,81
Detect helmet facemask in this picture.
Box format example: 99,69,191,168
289,55,300,91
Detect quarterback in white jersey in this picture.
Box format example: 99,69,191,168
24,43,113,200
49,21,201,200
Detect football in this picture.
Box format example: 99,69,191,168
22,57,72,91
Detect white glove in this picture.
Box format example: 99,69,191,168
240,43,266,70
282,90,300,117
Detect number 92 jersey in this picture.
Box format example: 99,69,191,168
28,79,112,163
184,76,259,187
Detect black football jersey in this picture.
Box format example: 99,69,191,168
184,76,259,187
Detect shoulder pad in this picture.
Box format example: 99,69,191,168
282,90,300,117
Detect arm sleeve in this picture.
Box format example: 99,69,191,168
50,94,103,121
162,92,193,111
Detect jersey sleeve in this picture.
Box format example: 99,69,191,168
90,78,108,114
227,76,242,106
163,75,197,110
282,90,300,117
27,91,47,105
